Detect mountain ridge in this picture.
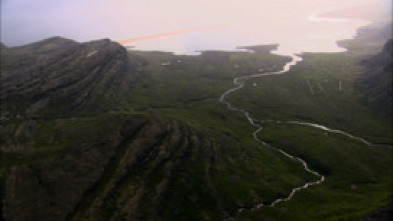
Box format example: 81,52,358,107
1,37,144,117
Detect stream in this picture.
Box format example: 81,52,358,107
218,53,389,219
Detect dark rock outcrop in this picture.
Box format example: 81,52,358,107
1,37,143,117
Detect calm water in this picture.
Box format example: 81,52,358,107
3,0,387,56
126,12,369,56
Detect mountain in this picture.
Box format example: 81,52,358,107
1,38,229,220
357,39,392,115
0,37,298,221
2,114,228,221
2,37,77,54
1,28,392,221
1,37,144,117
0,37,314,221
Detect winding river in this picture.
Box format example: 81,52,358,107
218,52,390,219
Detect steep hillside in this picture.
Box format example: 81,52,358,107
2,114,221,221
1,112,311,221
1,37,144,117
357,39,392,115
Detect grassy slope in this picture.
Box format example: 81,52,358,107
227,51,392,144
122,33,392,219
121,49,319,210
124,49,290,111
119,27,392,219
241,123,392,221
1,49,312,220
0,112,311,220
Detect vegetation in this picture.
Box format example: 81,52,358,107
241,123,392,221
1,24,392,220
227,51,392,144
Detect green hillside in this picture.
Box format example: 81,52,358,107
1,23,392,220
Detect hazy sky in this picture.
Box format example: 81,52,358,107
1,0,391,54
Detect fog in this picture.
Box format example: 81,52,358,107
1,0,391,54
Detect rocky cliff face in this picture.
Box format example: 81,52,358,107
1,37,142,117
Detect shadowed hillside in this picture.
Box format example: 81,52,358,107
357,39,392,115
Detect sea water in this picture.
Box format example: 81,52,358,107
123,1,373,55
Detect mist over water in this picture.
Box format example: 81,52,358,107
2,0,390,55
